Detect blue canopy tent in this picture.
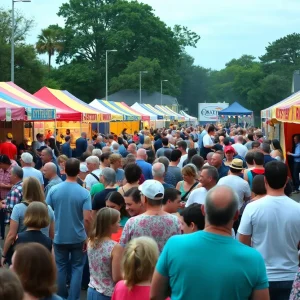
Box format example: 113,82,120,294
218,101,253,125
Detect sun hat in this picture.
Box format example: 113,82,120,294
230,158,243,170
138,179,164,200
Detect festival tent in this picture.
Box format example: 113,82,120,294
180,110,198,126
139,104,165,120
131,102,165,128
90,99,141,134
89,99,123,121
156,105,188,122
0,95,25,121
217,101,253,116
34,87,110,122
117,102,150,122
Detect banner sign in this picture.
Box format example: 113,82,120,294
31,108,56,120
5,108,11,122
198,103,228,122
124,115,140,121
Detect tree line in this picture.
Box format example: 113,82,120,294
0,0,299,119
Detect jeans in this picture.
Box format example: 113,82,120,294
54,242,86,300
87,287,111,300
293,162,300,190
269,280,293,300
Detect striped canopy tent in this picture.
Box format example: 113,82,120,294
140,104,167,120
156,105,187,122
180,110,198,126
118,102,150,122
89,99,123,121
152,105,175,121
34,87,110,122
0,82,59,121
261,91,300,123
0,96,25,121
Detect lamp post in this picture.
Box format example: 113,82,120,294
139,71,148,104
11,0,31,82
105,49,117,100
160,79,168,105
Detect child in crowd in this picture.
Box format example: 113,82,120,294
15,201,52,252
180,203,205,233
88,207,123,300
0,269,24,300
112,236,163,300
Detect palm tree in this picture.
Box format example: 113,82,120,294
36,27,63,72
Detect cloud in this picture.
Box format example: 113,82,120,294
2,0,300,69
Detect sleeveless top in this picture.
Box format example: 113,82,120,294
88,239,117,296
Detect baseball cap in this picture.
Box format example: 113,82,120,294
0,155,11,165
6,133,13,139
230,158,243,170
80,163,88,172
37,146,48,152
138,180,164,200
224,145,235,153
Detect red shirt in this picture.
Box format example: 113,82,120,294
0,142,17,159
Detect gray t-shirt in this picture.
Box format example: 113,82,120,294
168,166,183,185
44,176,63,197
22,167,44,185
11,202,54,236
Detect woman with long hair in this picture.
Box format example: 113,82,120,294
88,207,123,299
142,136,155,164
112,237,160,300
1,177,54,266
271,139,284,161
57,154,68,181
182,148,198,167
48,137,60,158
123,187,145,217
11,242,62,300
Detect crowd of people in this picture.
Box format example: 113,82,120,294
0,124,300,300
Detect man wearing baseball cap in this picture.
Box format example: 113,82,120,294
120,180,181,252
0,133,17,161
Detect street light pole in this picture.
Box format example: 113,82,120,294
139,71,148,104
160,79,168,105
11,0,31,83
105,49,117,100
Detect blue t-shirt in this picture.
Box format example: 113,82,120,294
136,159,153,180
11,203,54,236
156,231,268,300
115,168,125,182
46,182,91,244
22,167,44,185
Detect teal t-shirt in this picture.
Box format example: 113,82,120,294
156,231,268,300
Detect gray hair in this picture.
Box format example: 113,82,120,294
112,143,119,151
102,146,111,154
86,155,100,166
92,149,102,157
12,166,23,179
155,156,169,171
21,152,33,164
42,148,53,157
152,162,165,178
207,152,214,160
102,167,116,185
201,165,219,182
44,162,57,173
261,142,271,154
205,185,239,226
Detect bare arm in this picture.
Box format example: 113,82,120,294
239,234,252,247
150,270,170,300
251,288,269,300
111,244,123,282
49,220,55,240
1,220,18,260
83,210,92,236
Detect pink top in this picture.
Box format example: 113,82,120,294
112,281,170,300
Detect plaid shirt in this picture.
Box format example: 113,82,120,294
4,181,23,223
0,164,14,200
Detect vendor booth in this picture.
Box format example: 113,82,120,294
131,102,165,129
180,110,198,126
90,99,140,134
155,105,188,122
218,101,253,126
34,87,111,143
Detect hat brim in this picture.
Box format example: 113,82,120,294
230,165,243,170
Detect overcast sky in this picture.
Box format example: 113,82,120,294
2,0,300,70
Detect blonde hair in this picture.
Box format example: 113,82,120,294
22,177,45,204
57,155,68,165
143,136,152,146
89,207,120,248
24,202,50,229
109,153,122,164
122,237,159,289
182,164,197,179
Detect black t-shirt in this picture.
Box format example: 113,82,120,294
92,188,118,211
15,230,52,252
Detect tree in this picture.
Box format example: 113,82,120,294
36,25,63,72
49,0,199,99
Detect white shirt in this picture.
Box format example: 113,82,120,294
84,169,102,189
203,134,214,147
217,175,251,209
232,143,248,158
238,195,300,281
177,153,188,169
186,187,208,207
